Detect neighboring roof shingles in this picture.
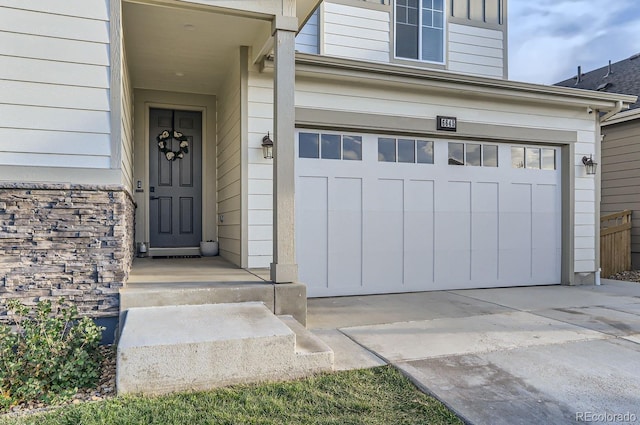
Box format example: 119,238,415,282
555,54,640,110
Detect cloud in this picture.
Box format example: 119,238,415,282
508,0,640,84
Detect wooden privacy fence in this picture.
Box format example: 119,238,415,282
600,210,632,277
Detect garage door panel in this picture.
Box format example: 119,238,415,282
436,181,471,283
297,176,328,294
404,179,435,288
472,182,499,281
364,178,404,290
328,177,363,291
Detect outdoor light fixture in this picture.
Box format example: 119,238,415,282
582,155,597,175
262,132,274,159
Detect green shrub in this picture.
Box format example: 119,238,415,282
0,298,104,412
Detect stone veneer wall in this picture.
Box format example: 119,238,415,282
0,184,135,320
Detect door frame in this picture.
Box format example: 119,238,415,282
143,102,209,256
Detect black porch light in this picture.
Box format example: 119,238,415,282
582,155,597,175
262,132,274,159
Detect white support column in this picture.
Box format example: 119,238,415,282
270,13,299,283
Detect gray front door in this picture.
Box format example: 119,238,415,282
149,108,202,248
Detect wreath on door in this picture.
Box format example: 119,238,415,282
157,130,189,161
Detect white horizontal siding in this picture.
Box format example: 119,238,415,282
0,80,109,111
0,3,111,171
0,130,110,155
121,47,134,192
0,7,109,42
0,56,109,88
448,23,504,78
0,31,109,66
247,67,275,268
0,0,109,20
323,2,389,63
217,51,242,266
296,8,319,54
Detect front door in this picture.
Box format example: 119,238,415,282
149,108,202,248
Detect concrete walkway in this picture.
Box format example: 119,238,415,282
307,280,640,425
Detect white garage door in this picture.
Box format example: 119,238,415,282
295,130,562,297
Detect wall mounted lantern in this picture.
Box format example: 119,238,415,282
582,155,597,175
262,132,274,159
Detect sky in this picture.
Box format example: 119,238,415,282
508,0,640,85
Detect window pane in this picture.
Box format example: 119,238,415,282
433,11,443,28
378,138,396,162
398,139,415,163
448,142,464,165
526,148,540,169
433,0,444,11
343,135,362,160
542,148,556,170
422,0,433,8
422,10,432,27
466,143,481,166
417,140,434,164
299,133,319,158
396,4,405,23
421,27,443,62
396,24,419,59
511,147,525,168
483,145,498,167
408,0,418,8
321,134,341,159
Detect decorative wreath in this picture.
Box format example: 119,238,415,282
157,130,189,161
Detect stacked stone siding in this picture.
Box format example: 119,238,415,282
0,184,135,320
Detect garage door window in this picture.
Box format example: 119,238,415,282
449,142,498,166
343,135,363,160
512,146,556,170
299,133,320,158
379,138,434,164
300,132,362,160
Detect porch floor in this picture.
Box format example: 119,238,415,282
127,256,271,287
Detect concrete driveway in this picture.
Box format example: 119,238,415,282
307,280,640,425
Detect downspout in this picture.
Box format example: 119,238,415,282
600,100,624,122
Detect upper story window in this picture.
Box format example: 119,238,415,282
395,0,445,63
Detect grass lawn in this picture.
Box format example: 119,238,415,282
1,366,462,425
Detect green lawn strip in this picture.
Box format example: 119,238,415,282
1,366,462,425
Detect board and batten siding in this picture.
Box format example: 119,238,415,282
0,1,112,171
601,120,640,268
448,23,504,78
246,66,275,268
293,75,598,274
217,52,242,266
322,2,389,63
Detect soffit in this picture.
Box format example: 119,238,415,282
123,1,271,94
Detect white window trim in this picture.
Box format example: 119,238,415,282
393,0,447,65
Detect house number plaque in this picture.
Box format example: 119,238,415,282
437,116,457,132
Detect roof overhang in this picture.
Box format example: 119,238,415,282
286,54,638,112
601,108,640,126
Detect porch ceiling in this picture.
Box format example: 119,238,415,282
123,1,272,94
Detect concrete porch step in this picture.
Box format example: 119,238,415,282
116,302,333,395
120,281,275,311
